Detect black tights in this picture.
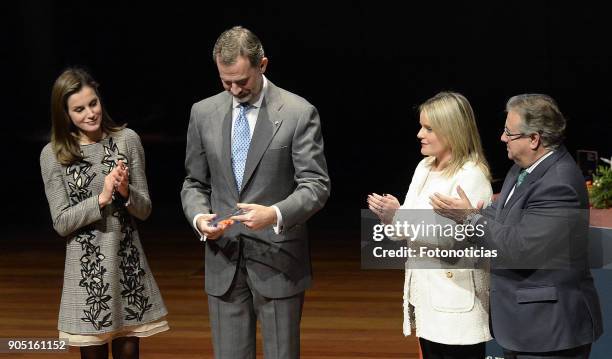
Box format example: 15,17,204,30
79,337,139,359
419,337,485,359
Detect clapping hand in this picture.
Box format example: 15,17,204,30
429,185,484,223
367,193,400,224
98,160,129,207
113,160,129,198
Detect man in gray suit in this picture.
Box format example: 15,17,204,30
181,26,330,358
431,94,602,358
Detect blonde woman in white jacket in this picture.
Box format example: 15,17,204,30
368,92,493,358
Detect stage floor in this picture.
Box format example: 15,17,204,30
0,228,418,358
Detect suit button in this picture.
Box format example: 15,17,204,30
446,271,453,279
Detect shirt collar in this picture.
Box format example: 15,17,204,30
525,150,554,173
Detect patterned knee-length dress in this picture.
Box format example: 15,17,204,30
40,128,168,337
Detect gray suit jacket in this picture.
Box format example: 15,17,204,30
475,146,603,352
181,80,330,298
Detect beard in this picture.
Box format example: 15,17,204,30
234,93,252,103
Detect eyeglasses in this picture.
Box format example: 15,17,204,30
503,127,529,141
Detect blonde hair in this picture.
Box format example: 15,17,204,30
419,92,490,180
50,67,123,165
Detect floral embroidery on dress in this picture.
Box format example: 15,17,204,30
101,137,127,174
66,160,96,205
78,240,113,330
117,212,152,321
102,138,153,322
66,157,113,330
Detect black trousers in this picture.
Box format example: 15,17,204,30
419,337,486,359
503,344,591,359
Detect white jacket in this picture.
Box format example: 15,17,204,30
396,158,493,345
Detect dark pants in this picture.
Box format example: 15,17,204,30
419,337,486,359
503,344,591,359
207,266,304,359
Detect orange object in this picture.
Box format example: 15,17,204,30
219,219,234,227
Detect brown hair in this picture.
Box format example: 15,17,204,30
50,67,123,165
212,26,265,67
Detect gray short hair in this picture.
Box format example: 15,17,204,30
212,26,265,67
506,94,566,149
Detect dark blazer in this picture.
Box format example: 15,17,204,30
476,146,603,352
181,80,330,298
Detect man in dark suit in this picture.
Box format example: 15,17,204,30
181,26,330,358
431,94,602,358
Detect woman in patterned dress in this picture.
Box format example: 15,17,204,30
40,68,168,359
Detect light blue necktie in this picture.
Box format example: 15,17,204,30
232,103,251,191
